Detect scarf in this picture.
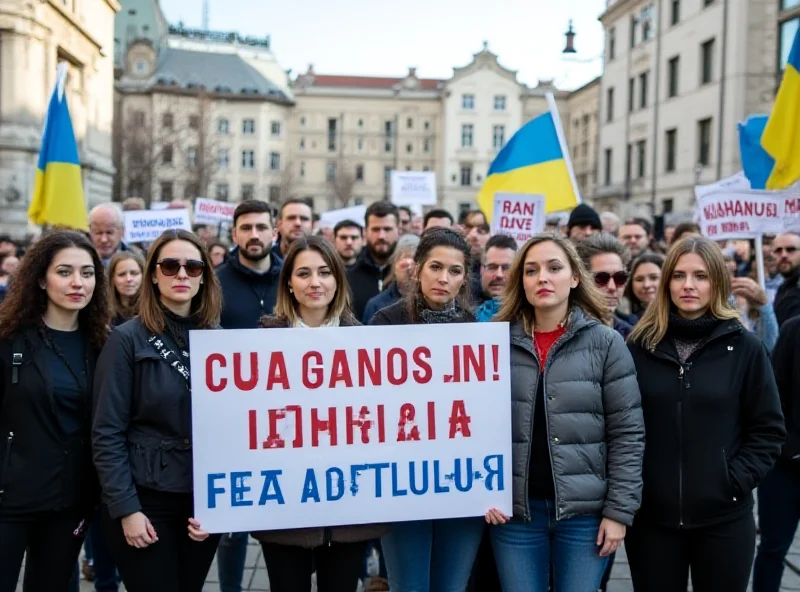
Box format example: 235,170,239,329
162,306,200,352
416,296,463,324
294,316,340,328
667,312,724,361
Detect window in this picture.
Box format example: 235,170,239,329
407,117,413,129
460,166,472,187
424,120,431,130
132,110,145,126
184,183,198,199
300,116,306,127
665,129,677,172
356,164,364,181
218,118,229,134
328,118,337,152
327,162,337,182
241,184,254,200
358,118,364,128
189,115,200,130
160,182,173,202
384,120,394,153
269,152,281,171
134,60,147,74
701,38,715,84
608,27,616,60
492,125,505,150
639,71,649,108
269,186,280,202
270,121,281,137
606,87,614,122
698,118,712,166
461,124,474,148
782,0,800,9
642,5,653,41
241,150,255,169
703,0,714,6
162,144,173,165
630,14,638,48
218,148,229,169
494,95,506,111
300,162,306,178
242,119,255,134
663,198,674,213
780,18,799,71
636,140,646,178
671,0,680,25
358,137,364,151
668,56,680,98
626,143,633,181
628,78,635,112
604,148,613,185
462,94,475,109
162,112,173,128
300,138,305,150
216,183,229,201
423,138,430,153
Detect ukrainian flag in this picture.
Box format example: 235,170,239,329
28,63,87,230
760,27,800,190
477,94,580,220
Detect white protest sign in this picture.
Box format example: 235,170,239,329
124,209,191,243
391,171,437,206
491,193,546,245
195,198,236,225
190,324,513,534
696,191,784,239
694,172,751,202
319,205,367,230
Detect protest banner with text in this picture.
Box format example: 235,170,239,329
124,209,191,243
195,198,236,225
189,324,513,534
491,193,546,246
391,171,437,206
696,186,800,239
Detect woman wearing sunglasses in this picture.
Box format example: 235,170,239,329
576,234,634,338
93,229,223,592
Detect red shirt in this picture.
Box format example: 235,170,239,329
534,326,566,370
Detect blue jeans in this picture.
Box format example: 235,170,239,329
216,532,249,592
381,517,484,592
490,499,608,592
753,461,800,592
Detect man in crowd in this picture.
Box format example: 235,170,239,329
398,206,413,235
410,214,424,235
347,202,400,320
193,223,217,245
464,210,491,300
333,219,363,267
475,234,517,321
619,217,652,259
88,204,126,266
566,204,602,241
423,209,454,230
272,198,313,259
772,232,800,326
763,240,784,305
215,200,283,592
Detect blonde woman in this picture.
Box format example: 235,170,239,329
626,235,785,591
107,251,145,326
485,233,644,592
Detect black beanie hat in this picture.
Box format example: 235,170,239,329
567,204,602,232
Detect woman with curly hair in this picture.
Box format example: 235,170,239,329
0,229,109,592
108,251,145,326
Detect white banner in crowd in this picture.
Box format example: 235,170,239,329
694,172,752,202
189,324,513,534
194,198,236,225
319,205,367,229
123,209,191,243
490,193,546,246
391,171,437,206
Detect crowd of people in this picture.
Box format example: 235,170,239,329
0,196,798,592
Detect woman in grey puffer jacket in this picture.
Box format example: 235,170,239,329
485,233,645,592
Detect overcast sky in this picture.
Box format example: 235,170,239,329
160,0,607,90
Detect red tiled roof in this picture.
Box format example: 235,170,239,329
307,75,443,90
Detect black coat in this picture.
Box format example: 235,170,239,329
92,318,202,519
346,249,390,322
369,300,475,326
770,316,800,462
774,274,800,327
627,320,785,529
0,327,98,515
217,248,283,329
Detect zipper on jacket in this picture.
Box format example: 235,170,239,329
677,365,685,528
0,431,14,502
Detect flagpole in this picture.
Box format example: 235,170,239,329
546,92,582,204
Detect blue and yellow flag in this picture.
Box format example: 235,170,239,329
477,95,580,220
28,64,87,230
760,27,800,190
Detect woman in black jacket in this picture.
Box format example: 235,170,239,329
0,230,109,592
370,227,483,592
627,235,785,591
92,229,223,592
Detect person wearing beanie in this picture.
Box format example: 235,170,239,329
567,204,602,241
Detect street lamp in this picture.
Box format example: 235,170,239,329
563,20,577,54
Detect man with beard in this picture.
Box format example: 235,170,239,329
272,198,313,259
772,232,800,327
347,201,400,321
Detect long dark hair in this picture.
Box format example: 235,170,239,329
405,227,471,323
623,252,664,316
0,229,109,350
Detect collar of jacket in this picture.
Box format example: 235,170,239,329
651,317,743,359
510,308,596,354
354,247,384,272
226,247,282,280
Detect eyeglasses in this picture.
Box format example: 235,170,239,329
774,246,798,255
157,258,205,278
594,271,628,287
485,264,511,273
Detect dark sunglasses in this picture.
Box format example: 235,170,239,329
774,246,798,255
594,271,628,287
157,258,205,278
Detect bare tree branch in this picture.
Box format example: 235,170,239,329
329,155,356,208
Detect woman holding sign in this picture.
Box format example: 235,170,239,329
92,229,223,592
485,233,645,592
0,230,109,592
252,235,387,592
370,227,484,592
